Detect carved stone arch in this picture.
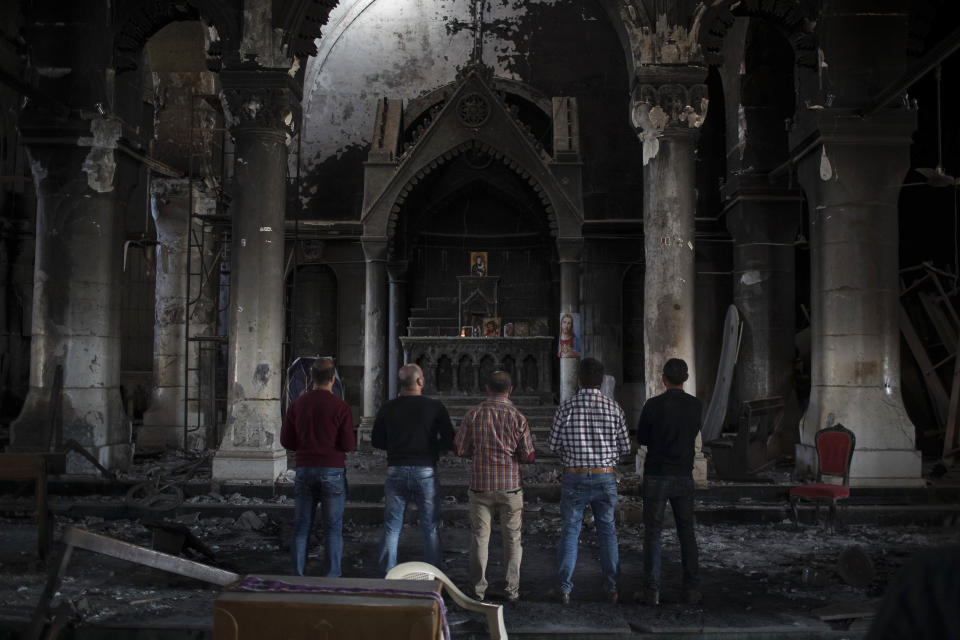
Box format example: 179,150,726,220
700,0,817,69
113,0,242,72
275,0,341,59
385,139,560,256
363,66,583,247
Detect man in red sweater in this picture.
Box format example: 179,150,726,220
281,359,356,576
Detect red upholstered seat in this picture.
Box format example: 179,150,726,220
790,483,850,500
789,424,856,531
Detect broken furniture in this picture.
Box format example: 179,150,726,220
144,519,217,560
790,424,856,532
0,453,62,561
215,575,447,640
386,561,506,640
899,262,960,465
701,304,742,444
708,396,785,479
28,527,239,640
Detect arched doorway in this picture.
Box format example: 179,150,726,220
288,264,339,359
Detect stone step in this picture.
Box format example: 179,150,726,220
13,474,960,506
407,326,459,337
407,316,458,328
4,497,957,528
424,296,458,312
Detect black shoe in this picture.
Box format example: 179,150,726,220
605,590,619,605
683,589,702,605
633,588,659,606
547,588,570,604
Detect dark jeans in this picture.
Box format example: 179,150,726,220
643,474,699,590
291,467,346,577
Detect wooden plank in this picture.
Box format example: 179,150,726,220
0,453,45,478
919,292,958,356
945,333,960,461
811,601,877,621
900,304,950,427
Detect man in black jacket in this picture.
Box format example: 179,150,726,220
372,363,455,574
636,358,702,605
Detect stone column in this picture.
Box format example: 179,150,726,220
723,178,803,442
139,179,218,450
632,76,709,485
9,121,134,472
796,110,921,486
640,126,699,399
387,260,408,400
212,70,298,481
358,238,388,445
558,238,582,402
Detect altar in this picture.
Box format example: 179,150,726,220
400,274,555,399
400,336,554,399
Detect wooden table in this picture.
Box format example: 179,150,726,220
214,575,444,640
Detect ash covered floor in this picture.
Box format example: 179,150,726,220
1,450,958,638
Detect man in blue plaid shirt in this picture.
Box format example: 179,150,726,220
548,357,630,604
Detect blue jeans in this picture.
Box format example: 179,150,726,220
643,475,699,590
291,467,346,577
557,472,619,594
378,466,443,575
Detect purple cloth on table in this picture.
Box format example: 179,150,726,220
233,575,450,640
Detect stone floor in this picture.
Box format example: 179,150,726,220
0,450,958,639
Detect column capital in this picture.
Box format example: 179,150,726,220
630,74,708,165
220,68,302,139
387,260,409,282
791,108,917,206
361,237,389,262
556,237,583,263
720,175,805,239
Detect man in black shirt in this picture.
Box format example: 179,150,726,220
636,358,702,605
372,363,455,574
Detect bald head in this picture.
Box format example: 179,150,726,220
486,370,512,397
398,364,424,395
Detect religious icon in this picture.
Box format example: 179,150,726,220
503,322,515,337
531,317,549,337
482,317,501,337
557,312,581,358
514,320,530,337
469,251,488,277
461,325,474,337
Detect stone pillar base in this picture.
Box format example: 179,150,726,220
10,386,131,473
357,416,375,452
693,452,708,489
68,442,133,474
848,449,923,487
212,448,288,482
136,424,185,450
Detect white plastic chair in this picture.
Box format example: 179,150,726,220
385,561,508,640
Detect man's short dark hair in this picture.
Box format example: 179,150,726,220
487,370,511,394
311,359,336,385
663,358,689,385
579,357,604,388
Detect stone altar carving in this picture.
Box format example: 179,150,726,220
400,337,554,400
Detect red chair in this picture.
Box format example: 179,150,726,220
790,424,856,532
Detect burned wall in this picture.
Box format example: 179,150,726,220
0,0,34,426
300,0,642,222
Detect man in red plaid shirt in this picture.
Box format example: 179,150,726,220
454,370,536,601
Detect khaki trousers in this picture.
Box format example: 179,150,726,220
468,489,524,599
